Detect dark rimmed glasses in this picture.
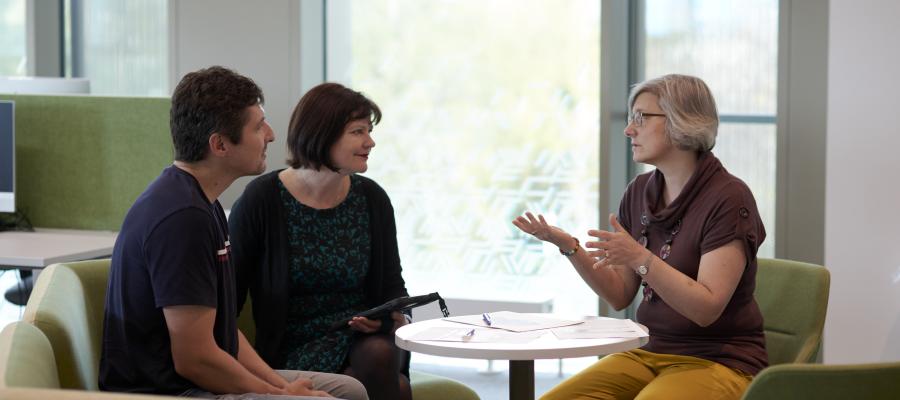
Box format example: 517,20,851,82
627,111,666,127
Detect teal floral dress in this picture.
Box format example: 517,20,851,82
278,175,370,373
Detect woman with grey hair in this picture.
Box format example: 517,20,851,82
514,74,767,399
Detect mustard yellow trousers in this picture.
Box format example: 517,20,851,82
540,349,752,400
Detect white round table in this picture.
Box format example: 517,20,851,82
396,314,648,400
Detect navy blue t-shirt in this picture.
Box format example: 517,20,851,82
100,166,237,395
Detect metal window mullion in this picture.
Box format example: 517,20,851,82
626,0,646,183
25,0,65,77
68,0,83,78
720,114,777,124
600,0,634,319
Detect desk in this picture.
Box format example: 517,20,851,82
0,229,117,269
396,314,649,400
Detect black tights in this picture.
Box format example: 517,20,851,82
343,333,411,400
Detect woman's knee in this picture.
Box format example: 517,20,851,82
540,353,652,400
398,373,410,389
352,335,400,366
636,362,750,400
397,373,412,400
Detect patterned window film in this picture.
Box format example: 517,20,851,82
68,0,168,96
642,0,778,257
329,0,602,316
0,0,26,76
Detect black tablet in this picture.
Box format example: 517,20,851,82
330,292,449,330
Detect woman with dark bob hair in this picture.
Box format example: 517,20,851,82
515,74,767,399
229,82,411,400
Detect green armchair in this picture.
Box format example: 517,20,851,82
738,258,843,399
22,260,108,390
0,322,59,389
754,258,830,365
741,362,900,400
20,259,479,399
0,321,173,399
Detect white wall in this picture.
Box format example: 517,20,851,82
168,0,304,207
824,0,900,363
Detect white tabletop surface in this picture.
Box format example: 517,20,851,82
395,314,648,361
0,228,118,268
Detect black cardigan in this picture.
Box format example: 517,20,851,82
229,170,410,372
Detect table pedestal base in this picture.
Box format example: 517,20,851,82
510,360,535,400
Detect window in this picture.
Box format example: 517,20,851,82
327,0,602,320
0,0,26,76
67,0,167,96
640,0,778,257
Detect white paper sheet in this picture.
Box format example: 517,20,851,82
407,327,544,343
551,317,648,339
443,311,583,332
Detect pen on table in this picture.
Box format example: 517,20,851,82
482,312,492,326
463,328,475,340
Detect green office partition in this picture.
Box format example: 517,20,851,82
0,94,172,231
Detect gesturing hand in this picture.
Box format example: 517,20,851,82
586,213,648,271
512,211,570,248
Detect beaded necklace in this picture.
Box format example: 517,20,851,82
639,213,681,302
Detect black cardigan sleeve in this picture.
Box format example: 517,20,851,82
357,175,412,377
228,170,289,368
228,187,259,319
379,193,409,301
359,176,409,306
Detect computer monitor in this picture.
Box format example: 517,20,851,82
0,101,13,213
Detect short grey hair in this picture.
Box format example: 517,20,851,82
628,74,719,152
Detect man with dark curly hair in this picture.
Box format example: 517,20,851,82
100,66,367,400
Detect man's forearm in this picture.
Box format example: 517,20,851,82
176,344,283,395
164,306,289,396
236,330,288,388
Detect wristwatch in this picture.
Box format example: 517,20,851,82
559,237,580,256
637,252,653,276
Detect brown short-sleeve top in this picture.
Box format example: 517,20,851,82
619,152,768,376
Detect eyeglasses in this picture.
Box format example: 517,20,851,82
627,111,666,127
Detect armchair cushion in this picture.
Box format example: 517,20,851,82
0,387,177,400
754,258,830,365
410,370,480,400
22,260,110,390
0,322,59,389
742,362,900,399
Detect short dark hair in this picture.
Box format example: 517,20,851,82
286,82,381,171
170,66,264,162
